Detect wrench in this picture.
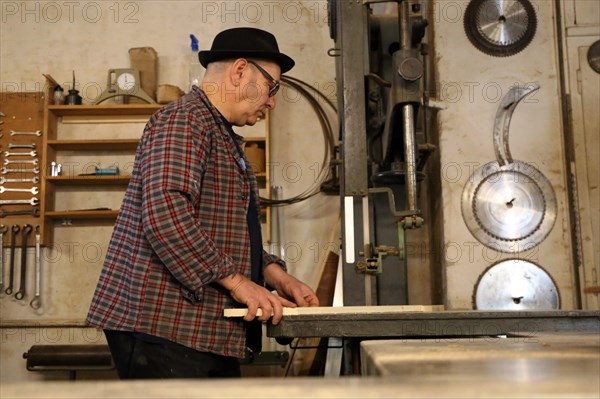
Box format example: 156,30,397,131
0,225,7,292
0,198,39,206
30,226,41,309
0,206,40,218
8,143,36,149
4,151,37,157
4,159,39,166
0,186,39,195
1,167,40,175
15,224,33,300
10,130,41,137
0,177,39,184
5,225,19,295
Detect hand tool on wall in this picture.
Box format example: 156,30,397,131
0,177,40,184
4,225,20,295
0,225,7,292
0,167,40,175
4,159,39,166
0,187,39,195
30,226,41,309
10,130,42,137
4,151,37,157
0,198,39,206
7,143,35,149
0,206,40,218
15,224,33,300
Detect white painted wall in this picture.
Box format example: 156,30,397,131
432,0,591,310
0,0,337,382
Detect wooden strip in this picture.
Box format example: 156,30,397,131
224,305,445,318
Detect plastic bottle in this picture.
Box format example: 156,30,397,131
189,34,203,90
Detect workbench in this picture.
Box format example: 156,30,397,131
267,309,599,338
267,308,600,377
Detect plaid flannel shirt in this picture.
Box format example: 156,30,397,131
86,87,284,358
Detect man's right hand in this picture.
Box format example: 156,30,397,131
218,273,296,325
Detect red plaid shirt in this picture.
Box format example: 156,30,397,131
86,87,283,358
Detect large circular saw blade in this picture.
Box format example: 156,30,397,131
462,161,557,253
473,169,545,241
474,259,560,310
464,0,537,57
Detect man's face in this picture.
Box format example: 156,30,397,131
232,60,281,127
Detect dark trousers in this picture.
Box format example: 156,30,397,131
104,330,241,379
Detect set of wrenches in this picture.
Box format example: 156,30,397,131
0,142,40,212
0,224,42,309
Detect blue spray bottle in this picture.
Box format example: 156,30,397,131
189,34,203,90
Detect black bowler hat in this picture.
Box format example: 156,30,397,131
198,27,295,73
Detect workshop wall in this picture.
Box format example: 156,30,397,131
432,0,599,310
0,0,338,382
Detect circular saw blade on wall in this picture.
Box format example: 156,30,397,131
464,0,537,57
474,259,560,310
462,161,557,253
461,84,557,253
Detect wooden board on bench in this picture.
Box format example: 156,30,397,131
224,305,444,318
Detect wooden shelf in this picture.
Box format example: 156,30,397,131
45,175,131,186
39,75,162,243
47,104,162,117
40,82,271,242
45,210,119,220
47,139,139,151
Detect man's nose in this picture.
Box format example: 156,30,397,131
266,95,276,110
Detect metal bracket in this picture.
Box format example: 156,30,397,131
240,349,289,367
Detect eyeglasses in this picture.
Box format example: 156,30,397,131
247,60,280,97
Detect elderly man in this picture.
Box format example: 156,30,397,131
87,27,319,379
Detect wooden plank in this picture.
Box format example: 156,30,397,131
47,104,161,117
224,305,445,318
47,139,139,151
45,176,130,186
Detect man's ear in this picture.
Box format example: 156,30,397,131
229,58,248,87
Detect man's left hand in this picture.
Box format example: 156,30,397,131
264,263,320,308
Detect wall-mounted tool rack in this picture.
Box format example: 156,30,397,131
0,91,45,247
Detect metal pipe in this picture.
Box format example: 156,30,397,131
399,0,418,213
399,0,411,50
403,104,418,211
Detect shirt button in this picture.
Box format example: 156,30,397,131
241,194,248,200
